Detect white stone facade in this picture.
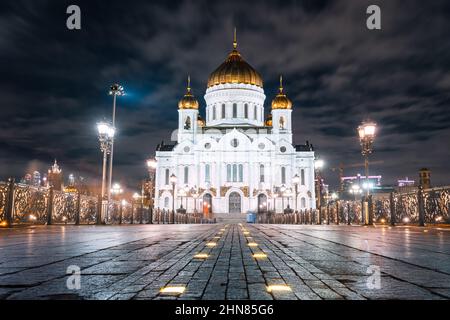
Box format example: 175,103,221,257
153,81,316,217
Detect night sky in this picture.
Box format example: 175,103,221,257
1,0,449,190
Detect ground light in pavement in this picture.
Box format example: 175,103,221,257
253,253,267,259
160,286,186,295
193,253,209,259
266,284,292,293
206,242,217,247
247,242,258,247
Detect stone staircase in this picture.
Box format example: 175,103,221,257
214,212,247,223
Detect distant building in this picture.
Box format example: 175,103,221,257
419,168,431,189
47,160,63,191
32,171,41,187
20,173,32,185
341,174,382,194
398,177,415,187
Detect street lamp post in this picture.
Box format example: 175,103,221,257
357,120,377,225
315,159,324,224
97,121,115,224
331,192,339,225
280,185,286,213
184,185,190,211
107,84,125,222
132,192,141,225
191,187,199,214
170,174,177,224
292,174,300,212
119,199,127,225
147,159,157,224
111,183,123,223
349,184,363,223
284,188,293,209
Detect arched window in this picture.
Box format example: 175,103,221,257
222,104,226,118
301,169,305,185
164,197,169,208
233,103,237,118
281,167,286,184
260,164,265,183
239,164,243,182
165,169,170,185
301,197,306,208
205,164,211,183
232,164,237,182
213,106,216,120
184,166,189,184
244,104,248,118
184,116,191,130
279,116,285,129
227,164,232,182
254,105,257,120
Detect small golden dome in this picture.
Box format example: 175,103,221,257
207,29,263,88
197,114,205,127
271,76,292,110
265,114,273,127
178,76,199,110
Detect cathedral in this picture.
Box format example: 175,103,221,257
153,33,316,219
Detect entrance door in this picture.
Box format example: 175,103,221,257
203,194,212,218
258,194,268,214
229,192,241,214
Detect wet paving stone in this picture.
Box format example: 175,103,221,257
0,224,449,300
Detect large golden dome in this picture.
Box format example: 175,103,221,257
271,76,292,110
178,76,199,110
207,31,263,88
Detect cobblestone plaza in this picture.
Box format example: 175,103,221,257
0,224,449,300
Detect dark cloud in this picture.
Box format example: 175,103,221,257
0,0,449,189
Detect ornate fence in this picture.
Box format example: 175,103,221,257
0,179,213,227
257,186,450,225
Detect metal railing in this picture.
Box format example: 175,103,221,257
256,186,450,225
152,209,216,224
0,179,212,227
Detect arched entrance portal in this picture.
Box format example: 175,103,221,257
202,194,212,218
258,194,268,214
229,192,241,214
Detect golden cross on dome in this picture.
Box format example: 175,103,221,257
279,75,284,93
233,27,237,49
187,75,191,94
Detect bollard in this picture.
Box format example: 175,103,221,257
418,186,425,227
347,202,351,225
147,207,152,224
368,195,374,225
96,194,102,225
4,178,15,227
390,192,396,226
119,203,123,225
75,192,81,225
336,201,340,225
327,205,330,225
46,186,54,226
130,203,134,225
